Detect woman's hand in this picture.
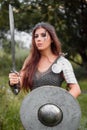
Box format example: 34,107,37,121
9,72,21,95
9,72,20,86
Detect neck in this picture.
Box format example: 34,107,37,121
40,50,58,63
40,47,53,57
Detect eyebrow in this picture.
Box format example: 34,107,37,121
35,30,47,35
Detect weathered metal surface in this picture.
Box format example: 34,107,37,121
20,86,81,130
9,4,15,70
9,4,20,95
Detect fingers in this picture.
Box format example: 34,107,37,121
9,72,20,86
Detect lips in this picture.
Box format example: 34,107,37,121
37,43,43,47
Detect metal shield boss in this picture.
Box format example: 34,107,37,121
20,86,81,130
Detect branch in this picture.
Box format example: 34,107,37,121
68,57,83,67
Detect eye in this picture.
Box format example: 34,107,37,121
34,34,38,38
41,33,46,37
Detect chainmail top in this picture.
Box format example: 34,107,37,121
32,56,78,90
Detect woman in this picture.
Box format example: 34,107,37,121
9,22,81,98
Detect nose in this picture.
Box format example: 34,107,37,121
37,37,41,42
36,35,42,41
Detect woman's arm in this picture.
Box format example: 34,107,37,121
68,83,81,98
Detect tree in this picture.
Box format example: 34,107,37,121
0,0,87,69
62,0,87,69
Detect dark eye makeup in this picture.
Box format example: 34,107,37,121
34,34,38,38
34,32,47,38
41,32,46,37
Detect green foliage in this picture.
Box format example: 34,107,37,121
2,39,11,54
78,94,87,130
0,0,87,68
0,52,11,75
0,85,25,130
0,47,29,75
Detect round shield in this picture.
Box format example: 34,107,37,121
20,86,81,130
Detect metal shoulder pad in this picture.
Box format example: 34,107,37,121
60,56,78,84
52,56,78,84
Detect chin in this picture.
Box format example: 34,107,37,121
37,47,44,51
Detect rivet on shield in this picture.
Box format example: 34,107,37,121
38,103,63,126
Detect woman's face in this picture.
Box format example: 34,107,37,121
34,27,52,51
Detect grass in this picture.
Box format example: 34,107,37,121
78,93,87,130
0,78,87,130
0,85,25,130
0,48,28,130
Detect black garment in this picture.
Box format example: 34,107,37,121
32,58,64,90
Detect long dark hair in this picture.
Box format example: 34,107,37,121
22,22,62,91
